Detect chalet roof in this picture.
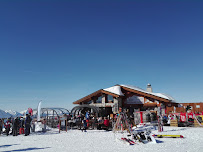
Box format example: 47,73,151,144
103,85,124,96
73,84,177,104
119,84,176,102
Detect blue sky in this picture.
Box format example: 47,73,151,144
0,1,203,112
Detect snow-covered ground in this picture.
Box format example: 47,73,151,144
0,126,203,152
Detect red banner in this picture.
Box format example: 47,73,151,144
180,113,186,122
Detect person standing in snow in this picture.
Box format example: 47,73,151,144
91,116,96,130
0,119,3,135
68,116,73,129
97,117,103,130
25,114,32,136
5,120,11,136
13,117,20,136
10,117,14,135
42,118,46,132
82,118,87,132
19,117,25,134
85,111,90,120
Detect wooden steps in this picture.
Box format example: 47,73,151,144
170,119,178,127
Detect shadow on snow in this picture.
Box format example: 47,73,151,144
156,140,164,143
2,147,50,152
0,144,19,148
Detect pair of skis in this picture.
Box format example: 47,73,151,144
121,137,136,145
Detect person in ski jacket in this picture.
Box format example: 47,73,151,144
5,120,11,136
104,117,110,129
82,118,87,132
42,118,46,132
104,117,109,126
25,114,32,136
91,116,96,130
97,117,103,130
19,117,25,134
13,117,20,136
0,119,3,135
68,116,74,129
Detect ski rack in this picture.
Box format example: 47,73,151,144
113,112,132,135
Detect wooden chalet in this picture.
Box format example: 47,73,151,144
73,84,178,116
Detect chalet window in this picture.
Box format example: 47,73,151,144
96,96,102,103
87,100,92,104
107,95,114,103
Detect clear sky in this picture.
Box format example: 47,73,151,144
0,0,203,112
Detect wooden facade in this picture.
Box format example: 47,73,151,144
166,103,203,114
73,84,178,115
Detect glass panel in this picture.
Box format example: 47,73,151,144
107,95,114,103
96,96,102,103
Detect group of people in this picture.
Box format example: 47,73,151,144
63,112,111,132
0,114,32,136
1,112,113,135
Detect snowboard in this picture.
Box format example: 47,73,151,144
152,134,184,138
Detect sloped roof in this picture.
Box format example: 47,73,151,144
103,85,124,96
73,84,177,104
73,89,121,104
119,84,176,102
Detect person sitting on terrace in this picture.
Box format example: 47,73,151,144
103,117,110,131
97,117,103,130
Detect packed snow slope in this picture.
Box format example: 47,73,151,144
0,127,203,152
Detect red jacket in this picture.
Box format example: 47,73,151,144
104,119,109,127
5,121,11,128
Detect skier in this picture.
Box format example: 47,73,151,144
0,119,3,135
19,117,25,134
42,118,46,132
91,116,96,130
85,111,90,120
13,117,20,136
5,120,11,136
25,114,32,136
68,116,73,129
82,118,87,132
76,115,82,130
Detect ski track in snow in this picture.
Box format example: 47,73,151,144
0,127,203,152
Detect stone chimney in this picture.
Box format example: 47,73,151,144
147,83,153,92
